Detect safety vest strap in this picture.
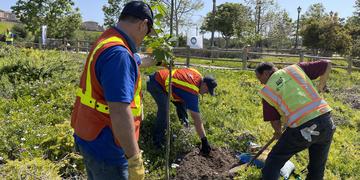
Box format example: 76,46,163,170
132,79,142,117
77,88,110,114
85,36,128,98
164,69,177,91
76,34,141,116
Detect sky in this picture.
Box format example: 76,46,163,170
1,0,357,36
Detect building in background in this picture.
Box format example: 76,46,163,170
0,10,19,22
81,21,104,32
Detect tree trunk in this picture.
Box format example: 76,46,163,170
175,0,179,37
175,2,179,47
170,0,174,36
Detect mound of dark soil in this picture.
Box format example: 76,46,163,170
174,148,238,180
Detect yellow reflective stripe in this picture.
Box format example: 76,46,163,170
164,69,177,100
85,36,125,97
172,79,200,92
77,86,141,115
284,65,318,99
132,106,141,116
288,99,329,127
165,69,177,91
165,69,200,93
261,86,291,116
77,88,96,109
132,78,142,116
76,87,109,114
96,102,110,114
77,35,142,116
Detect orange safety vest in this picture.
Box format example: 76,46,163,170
71,28,142,146
155,68,202,101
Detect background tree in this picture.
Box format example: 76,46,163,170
301,5,351,56
11,0,82,40
201,3,251,48
161,0,204,37
44,0,82,39
345,0,360,58
264,10,293,48
233,4,255,47
11,24,28,40
244,0,278,47
103,0,131,28
302,3,326,22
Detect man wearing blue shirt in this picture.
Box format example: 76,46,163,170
146,68,217,155
71,1,156,179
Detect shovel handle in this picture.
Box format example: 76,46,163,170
246,136,277,168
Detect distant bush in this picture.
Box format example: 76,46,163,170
11,24,28,40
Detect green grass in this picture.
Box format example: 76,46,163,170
0,21,16,34
0,46,358,179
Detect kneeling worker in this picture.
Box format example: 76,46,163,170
147,67,217,155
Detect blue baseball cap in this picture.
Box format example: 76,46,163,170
203,76,217,96
120,1,155,35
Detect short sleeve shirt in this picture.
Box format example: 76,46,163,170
74,27,141,166
173,87,200,112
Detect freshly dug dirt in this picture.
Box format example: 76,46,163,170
173,147,238,180
340,86,360,109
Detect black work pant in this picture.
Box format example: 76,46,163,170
262,112,336,180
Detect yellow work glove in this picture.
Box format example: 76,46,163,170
127,153,145,180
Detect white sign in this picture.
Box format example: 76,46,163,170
187,35,203,49
41,25,47,45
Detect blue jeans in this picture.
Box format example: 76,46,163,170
262,113,336,180
146,74,168,147
147,74,190,147
76,143,128,180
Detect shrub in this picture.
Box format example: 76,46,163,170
0,158,61,180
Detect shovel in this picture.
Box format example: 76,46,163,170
229,136,277,174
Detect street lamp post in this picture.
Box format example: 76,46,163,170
295,6,301,49
255,0,262,48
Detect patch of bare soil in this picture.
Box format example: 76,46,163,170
340,86,360,109
173,147,238,180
